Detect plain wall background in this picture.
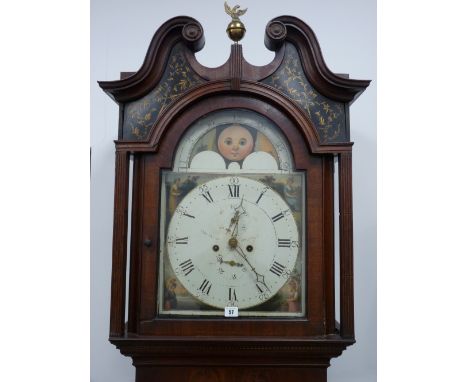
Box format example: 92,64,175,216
91,0,376,381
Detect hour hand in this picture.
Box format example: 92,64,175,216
235,195,246,215
226,210,240,234
228,196,246,237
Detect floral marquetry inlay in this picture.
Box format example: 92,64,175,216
122,43,205,140
262,43,347,143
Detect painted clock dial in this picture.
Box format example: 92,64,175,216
166,176,299,309
158,108,305,317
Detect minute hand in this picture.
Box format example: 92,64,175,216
234,246,270,292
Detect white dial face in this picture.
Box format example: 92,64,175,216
166,176,299,309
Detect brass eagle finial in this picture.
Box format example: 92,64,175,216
224,1,247,21
224,1,247,43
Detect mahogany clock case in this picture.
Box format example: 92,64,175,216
97,11,371,382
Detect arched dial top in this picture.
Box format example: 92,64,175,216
165,176,299,310
173,109,294,174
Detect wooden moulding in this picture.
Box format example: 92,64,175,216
98,16,370,105
110,336,354,366
113,82,354,155
267,16,371,104
98,16,370,149
98,16,205,103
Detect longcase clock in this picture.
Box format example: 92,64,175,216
99,13,369,382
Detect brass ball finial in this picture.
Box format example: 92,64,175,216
224,1,247,43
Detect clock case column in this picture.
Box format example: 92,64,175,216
99,16,369,382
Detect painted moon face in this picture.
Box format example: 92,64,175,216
217,124,254,161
